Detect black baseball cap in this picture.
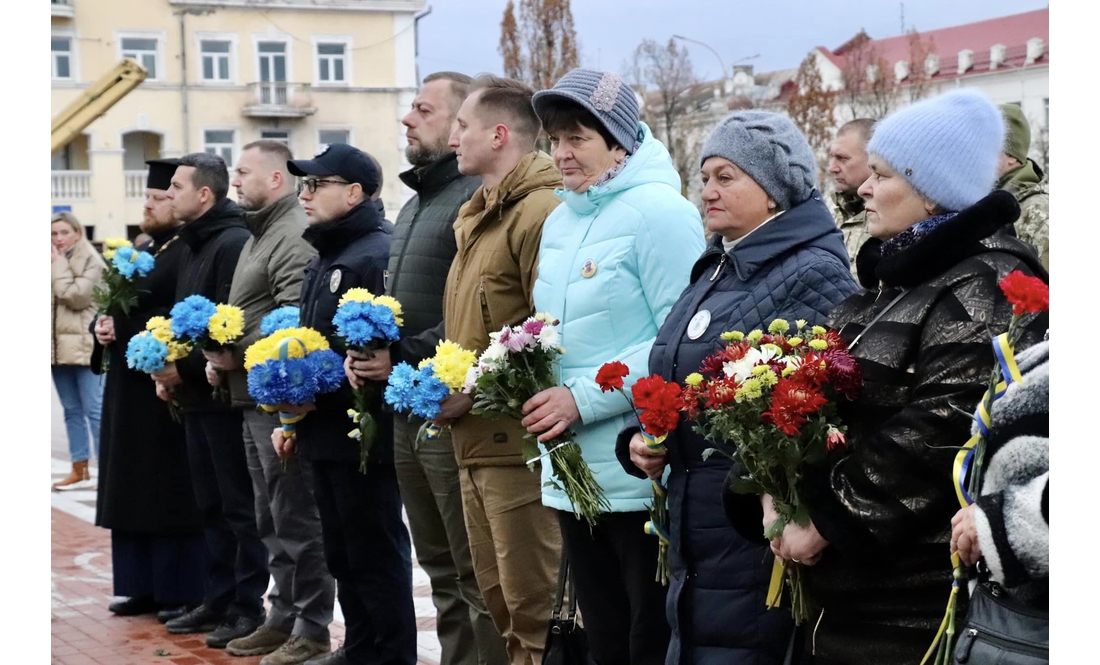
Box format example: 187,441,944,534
287,143,380,196
145,158,181,191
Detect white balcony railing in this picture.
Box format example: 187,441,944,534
242,82,316,118
51,0,74,18
125,170,148,199
52,171,92,201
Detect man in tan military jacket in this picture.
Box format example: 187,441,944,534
998,104,1049,270
433,74,563,665
827,118,875,276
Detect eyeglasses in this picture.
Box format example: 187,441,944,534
298,177,350,194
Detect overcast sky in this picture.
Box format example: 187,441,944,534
416,0,1049,83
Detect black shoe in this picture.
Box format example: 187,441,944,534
156,604,192,624
165,604,227,634
306,646,346,665
205,613,266,649
108,595,158,616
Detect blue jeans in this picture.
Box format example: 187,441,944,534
51,365,103,463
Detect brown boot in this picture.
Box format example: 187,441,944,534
53,460,93,492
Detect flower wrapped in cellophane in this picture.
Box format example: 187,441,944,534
464,314,609,528
684,318,862,625
170,295,246,401
244,327,345,442
332,288,403,472
596,361,682,585
93,240,156,372
384,340,476,446
125,316,192,421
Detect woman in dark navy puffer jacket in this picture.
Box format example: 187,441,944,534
616,111,858,665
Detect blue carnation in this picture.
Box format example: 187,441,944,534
133,251,155,277
384,362,419,412
125,334,167,374
409,364,450,420
281,357,319,405
309,349,345,394
113,247,138,278
247,360,284,405
260,306,300,336
333,300,402,347
170,295,217,341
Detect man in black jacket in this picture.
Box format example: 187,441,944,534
348,71,506,665
272,144,415,665
91,159,205,623
152,153,270,647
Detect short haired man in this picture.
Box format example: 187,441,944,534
433,74,563,664
274,143,416,665
827,118,875,275
155,153,271,648
92,159,206,624
201,140,334,664
997,104,1049,270
347,72,509,665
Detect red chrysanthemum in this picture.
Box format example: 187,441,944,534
772,378,828,416
678,384,705,419
999,270,1049,316
722,341,751,362
791,352,828,386
596,361,630,393
823,330,847,351
705,377,739,408
826,428,847,451
820,349,862,400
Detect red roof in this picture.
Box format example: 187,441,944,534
817,8,1048,82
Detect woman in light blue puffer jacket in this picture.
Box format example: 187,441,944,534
522,68,705,665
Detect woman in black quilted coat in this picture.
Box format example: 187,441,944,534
725,89,1048,665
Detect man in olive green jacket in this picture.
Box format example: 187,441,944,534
827,118,875,275
433,75,563,665
203,140,334,664
998,104,1049,270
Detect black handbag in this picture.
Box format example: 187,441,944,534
953,580,1048,664
542,552,589,665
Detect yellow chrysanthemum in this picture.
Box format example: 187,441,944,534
751,365,770,376
166,341,193,362
684,373,704,387
244,327,331,370
371,295,405,327
788,337,804,347
808,339,828,351
811,326,827,336
758,369,778,387
104,238,132,249
338,287,377,306
735,378,763,402
720,330,745,342
426,340,478,392
146,316,170,331
782,365,796,377
208,304,246,346
746,330,764,343
768,319,791,335
796,319,808,330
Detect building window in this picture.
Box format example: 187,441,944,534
318,129,349,152
316,42,347,83
204,130,235,165
52,37,72,80
261,130,290,145
52,144,73,171
201,40,231,82
121,37,159,79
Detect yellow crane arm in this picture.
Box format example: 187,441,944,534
51,58,147,153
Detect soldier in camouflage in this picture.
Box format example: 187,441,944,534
827,119,875,276
998,104,1049,270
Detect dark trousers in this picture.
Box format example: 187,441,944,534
556,510,670,665
184,411,269,618
111,531,206,606
312,460,416,665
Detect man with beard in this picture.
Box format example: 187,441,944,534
91,159,206,623
346,72,508,665
153,153,270,648
202,140,334,665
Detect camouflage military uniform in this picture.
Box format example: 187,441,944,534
832,190,870,277
999,159,1049,270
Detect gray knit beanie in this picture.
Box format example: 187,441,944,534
532,68,641,154
699,111,817,210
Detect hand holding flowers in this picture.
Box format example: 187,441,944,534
93,240,156,371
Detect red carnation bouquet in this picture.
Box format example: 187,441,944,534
682,318,862,624
596,362,681,585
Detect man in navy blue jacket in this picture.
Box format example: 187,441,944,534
272,144,415,665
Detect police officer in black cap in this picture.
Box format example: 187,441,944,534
92,159,207,623
273,144,414,665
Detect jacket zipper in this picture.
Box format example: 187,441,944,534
710,255,727,281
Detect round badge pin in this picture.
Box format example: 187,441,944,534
329,269,342,293
581,259,597,279
687,310,711,340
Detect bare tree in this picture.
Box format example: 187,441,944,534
787,52,836,175
838,33,898,120
498,0,579,91
904,29,938,102
629,38,699,187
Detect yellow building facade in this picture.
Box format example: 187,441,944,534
51,0,425,240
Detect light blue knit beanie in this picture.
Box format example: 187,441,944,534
867,89,1004,212
532,68,641,154
699,110,817,210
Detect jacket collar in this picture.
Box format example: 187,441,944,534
856,190,1042,289
302,201,383,255
462,152,560,221
399,152,465,198
178,198,245,249
690,191,848,283
243,192,299,238
997,158,1046,200
832,190,865,222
